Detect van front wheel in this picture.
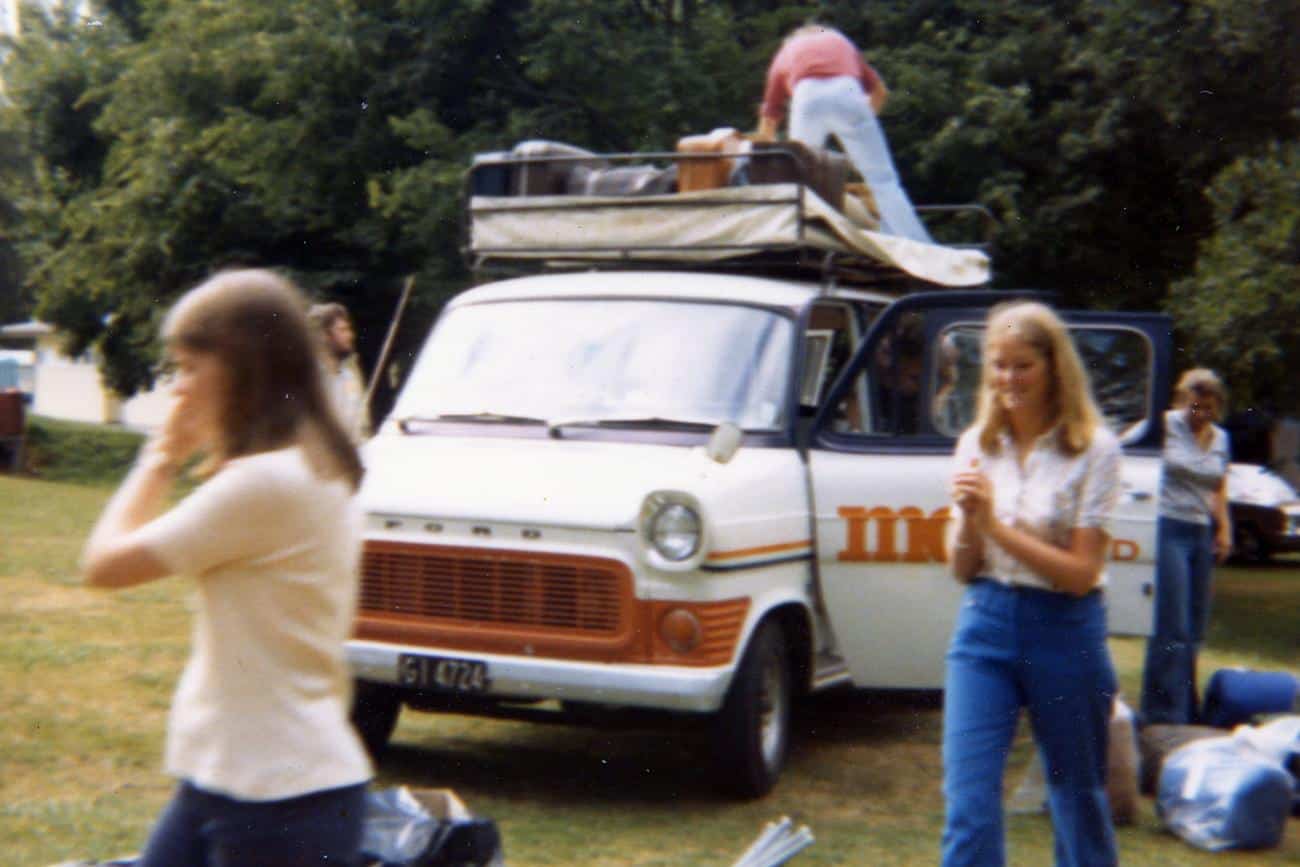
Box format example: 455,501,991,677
711,620,791,799
350,679,401,760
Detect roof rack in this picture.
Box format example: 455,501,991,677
461,148,994,290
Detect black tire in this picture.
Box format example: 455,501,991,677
711,619,792,799
350,679,401,760
1233,524,1268,564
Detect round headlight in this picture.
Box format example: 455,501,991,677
650,502,702,562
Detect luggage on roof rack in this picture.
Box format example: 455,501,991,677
462,142,994,289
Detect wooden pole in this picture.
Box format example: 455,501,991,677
363,274,416,416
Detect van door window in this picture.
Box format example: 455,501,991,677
929,322,1155,442
931,326,981,437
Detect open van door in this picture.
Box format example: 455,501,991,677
804,291,1171,690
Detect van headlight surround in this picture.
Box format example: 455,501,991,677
640,492,705,570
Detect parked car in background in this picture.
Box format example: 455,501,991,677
1225,463,1300,563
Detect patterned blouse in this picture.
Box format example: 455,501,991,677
952,424,1123,591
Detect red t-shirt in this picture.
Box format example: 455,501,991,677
760,29,882,123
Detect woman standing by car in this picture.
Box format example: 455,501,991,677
80,269,372,866
1140,369,1232,726
943,301,1122,867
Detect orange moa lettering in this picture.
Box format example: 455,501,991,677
837,505,1141,564
837,505,952,563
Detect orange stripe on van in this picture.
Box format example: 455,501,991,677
706,539,812,562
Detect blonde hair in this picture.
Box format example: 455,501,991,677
162,269,364,489
1172,368,1226,421
972,301,1104,456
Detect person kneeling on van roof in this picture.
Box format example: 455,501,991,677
756,24,933,244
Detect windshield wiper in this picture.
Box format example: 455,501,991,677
398,412,549,433
546,416,720,438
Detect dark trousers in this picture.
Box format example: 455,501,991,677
138,780,367,867
941,580,1118,867
1140,516,1214,725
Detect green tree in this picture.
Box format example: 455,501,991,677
0,129,28,323
0,2,126,329
1169,142,1300,412
844,0,1299,311
3,0,1297,403
5,0,470,394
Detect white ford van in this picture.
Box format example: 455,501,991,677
346,151,1170,797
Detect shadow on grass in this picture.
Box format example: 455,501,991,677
374,688,945,807
378,726,715,806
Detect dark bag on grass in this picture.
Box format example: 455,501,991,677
360,786,503,867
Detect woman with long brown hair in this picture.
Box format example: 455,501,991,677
942,301,1121,866
80,269,371,866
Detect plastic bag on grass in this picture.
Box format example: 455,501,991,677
361,786,504,867
1231,715,1300,815
1156,735,1293,851
1138,724,1223,795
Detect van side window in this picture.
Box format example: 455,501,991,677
929,323,1154,441
802,303,857,409
831,312,926,436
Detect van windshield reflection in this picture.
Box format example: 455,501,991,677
393,299,794,431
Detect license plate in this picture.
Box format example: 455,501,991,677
398,653,491,693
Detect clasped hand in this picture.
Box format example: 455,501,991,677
951,466,993,532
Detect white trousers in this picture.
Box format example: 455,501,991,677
789,75,932,243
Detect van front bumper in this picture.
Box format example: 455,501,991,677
346,639,732,713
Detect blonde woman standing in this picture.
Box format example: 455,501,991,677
1140,369,1231,725
80,270,372,866
942,302,1121,867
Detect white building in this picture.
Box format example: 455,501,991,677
0,320,172,429
0,0,19,39
2,0,89,37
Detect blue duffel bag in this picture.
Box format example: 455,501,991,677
1157,734,1294,851
1202,668,1299,728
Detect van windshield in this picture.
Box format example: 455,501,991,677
393,299,794,431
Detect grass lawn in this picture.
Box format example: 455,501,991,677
2,473,1297,866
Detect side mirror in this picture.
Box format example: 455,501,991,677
706,422,743,464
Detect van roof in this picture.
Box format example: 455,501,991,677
449,270,897,312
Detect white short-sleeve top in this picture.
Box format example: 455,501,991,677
133,446,372,801
1158,409,1229,526
952,425,1123,591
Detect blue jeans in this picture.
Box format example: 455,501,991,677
1140,516,1214,725
941,580,1117,867
788,75,934,244
138,780,367,867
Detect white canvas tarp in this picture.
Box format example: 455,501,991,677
469,184,991,287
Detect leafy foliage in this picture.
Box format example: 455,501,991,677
1,0,1297,409
1170,142,1300,410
